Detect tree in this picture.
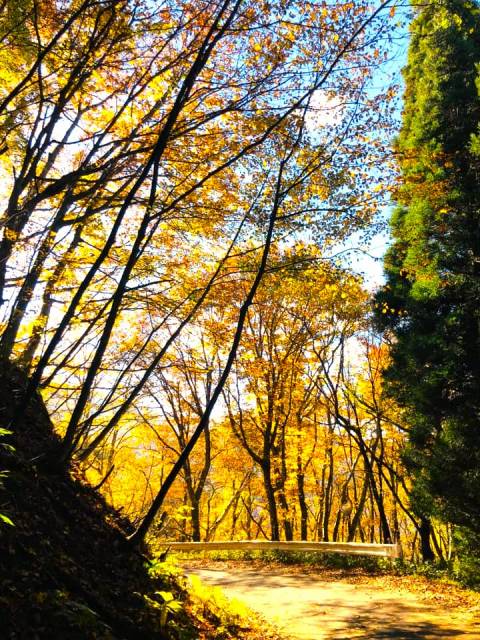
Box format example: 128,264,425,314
375,0,480,540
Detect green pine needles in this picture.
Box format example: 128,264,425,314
375,0,480,536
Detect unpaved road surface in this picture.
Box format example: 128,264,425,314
182,561,480,639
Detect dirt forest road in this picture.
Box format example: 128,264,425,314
181,561,480,640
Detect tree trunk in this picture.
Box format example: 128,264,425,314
297,468,308,540
190,500,201,542
419,517,435,562
262,464,280,540
348,476,369,542
322,444,334,541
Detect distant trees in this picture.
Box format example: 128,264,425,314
223,258,367,541
90,264,417,549
375,0,480,551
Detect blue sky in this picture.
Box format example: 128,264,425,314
343,5,411,290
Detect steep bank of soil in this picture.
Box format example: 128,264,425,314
0,363,271,640
0,362,189,638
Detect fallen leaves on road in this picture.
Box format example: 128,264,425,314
182,558,480,616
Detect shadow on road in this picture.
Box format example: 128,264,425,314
181,563,478,639
320,598,471,639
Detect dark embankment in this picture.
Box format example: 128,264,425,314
0,362,207,639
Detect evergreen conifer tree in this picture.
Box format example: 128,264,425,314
375,0,480,540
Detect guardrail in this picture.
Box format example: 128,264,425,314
166,540,402,558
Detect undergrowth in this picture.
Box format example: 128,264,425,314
176,549,390,572
175,548,480,591
149,554,270,639
393,558,480,590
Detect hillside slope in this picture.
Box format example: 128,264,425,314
0,362,221,639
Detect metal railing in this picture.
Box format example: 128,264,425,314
166,540,402,558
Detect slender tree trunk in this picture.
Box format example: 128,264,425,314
243,496,252,540
322,444,334,541
357,438,392,543
296,466,308,540
332,508,342,542
277,488,293,541
0,199,71,359
419,517,435,562
430,525,444,561
20,225,84,368
262,464,280,541
348,477,369,542
190,500,201,542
